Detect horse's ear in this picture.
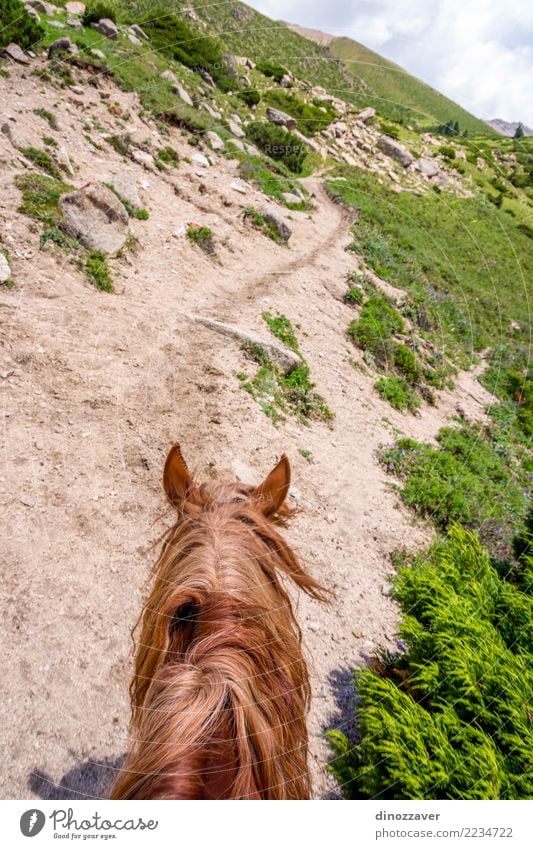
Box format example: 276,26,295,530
253,454,291,516
163,444,193,506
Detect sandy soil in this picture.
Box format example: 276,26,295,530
0,60,496,800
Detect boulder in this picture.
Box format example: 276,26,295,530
48,20,65,27
377,135,413,168
191,152,210,167
228,119,245,138
128,33,142,46
1,120,29,149
130,149,155,170
3,43,30,65
333,121,347,138
357,107,376,123
282,192,302,205
130,24,149,40
0,252,11,284
292,128,320,153
175,84,193,107
206,131,225,151
266,107,296,130
57,145,75,176
108,173,141,208
66,16,83,29
48,37,76,58
415,157,439,177
26,0,54,12
281,74,292,88
191,317,300,375
90,48,106,61
161,69,178,85
258,205,292,243
230,179,248,194
59,183,129,254
227,138,244,152
199,103,221,120
25,7,40,22
65,1,85,13
90,18,118,39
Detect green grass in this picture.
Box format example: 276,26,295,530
328,526,533,799
15,172,72,228
33,107,58,130
85,250,113,292
263,89,336,137
378,425,527,545
82,0,118,25
237,155,306,207
329,36,498,135
375,375,421,413
20,146,62,179
237,315,333,426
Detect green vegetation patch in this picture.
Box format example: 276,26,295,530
328,526,533,799
20,146,62,179
85,249,113,292
375,375,420,413
0,0,44,49
237,314,333,426
186,223,215,255
237,155,307,207
15,172,72,228
82,0,118,25
378,424,526,541
264,90,336,136
243,207,286,245
246,122,307,173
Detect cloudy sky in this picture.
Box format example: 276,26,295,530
246,0,533,126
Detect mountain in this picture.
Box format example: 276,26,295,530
486,119,533,137
287,23,497,136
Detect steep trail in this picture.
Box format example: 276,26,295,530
0,62,496,800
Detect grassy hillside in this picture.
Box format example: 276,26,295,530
330,36,498,135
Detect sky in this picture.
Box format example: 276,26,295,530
245,0,533,127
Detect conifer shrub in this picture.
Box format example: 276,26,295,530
328,527,533,799
82,0,118,25
245,122,307,173
256,60,288,83
0,0,44,49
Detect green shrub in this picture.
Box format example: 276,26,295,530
186,223,215,254
85,250,113,292
140,10,235,91
263,312,300,352
245,122,307,173
256,60,288,83
155,145,180,168
379,121,401,140
33,108,58,130
344,286,363,305
347,295,403,363
379,425,526,534
394,343,421,382
15,172,72,228
375,376,420,412
328,527,533,799
0,0,44,49
82,0,118,26
439,144,456,160
238,87,261,107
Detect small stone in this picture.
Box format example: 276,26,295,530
357,106,376,123
90,18,118,39
65,1,85,13
228,119,245,138
130,149,155,170
20,496,36,508
191,152,210,167
0,252,11,283
128,33,142,47
90,48,106,61
206,130,225,151
230,179,247,194
130,24,149,40
3,43,30,65
57,145,74,176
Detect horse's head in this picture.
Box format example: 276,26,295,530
162,443,292,519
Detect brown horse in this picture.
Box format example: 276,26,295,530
110,445,327,800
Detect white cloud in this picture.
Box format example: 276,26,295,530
246,0,533,125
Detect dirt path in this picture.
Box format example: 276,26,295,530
0,63,496,800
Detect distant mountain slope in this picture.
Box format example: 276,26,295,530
288,24,497,136
486,119,533,137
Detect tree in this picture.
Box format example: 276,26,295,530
514,123,525,139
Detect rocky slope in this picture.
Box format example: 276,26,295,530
0,11,499,800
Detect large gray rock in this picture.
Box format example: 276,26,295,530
65,1,85,13
108,173,141,208
57,145,75,176
59,183,129,254
415,157,439,178
90,18,118,39
258,205,292,242
1,120,29,149
199,103,221,119
0,252,11,284
266,107,297,130
228,119,245,138
191,317,300,375
161,72,193,106
357,107,376,123
3,43,30,65
206,131,225,151
48,37,76,59
377,135,413,167
130,24,149,40
26,0,55,12
292,128,320,152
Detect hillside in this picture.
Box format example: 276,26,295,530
487,118,533,137
1,0,532,802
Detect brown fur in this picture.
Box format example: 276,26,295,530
110,447,327,800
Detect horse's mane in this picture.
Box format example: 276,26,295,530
110,478,327,800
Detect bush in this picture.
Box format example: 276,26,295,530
82,0,117,25
186,223,215,254
439,145,456,160
375,376,420,412
328,527,533,799
256,60,288,83
0,0,44,49
394,343,421,383
343,286,363,306
140,10,235,91
20,146,62,179
245,122,307,173
238,87,261,107
347,295,403,363
86,250,113,292
379,121,401,140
